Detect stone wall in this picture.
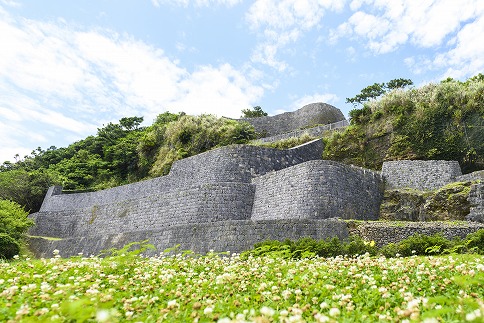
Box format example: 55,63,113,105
252,161,383,221
40,139,324,212
348,221,484,248
30,182,255,238
255,119,349,143
456,170,484,183
467,183,484,222
382,160,462,191
28,219,349,258
240,103,345,136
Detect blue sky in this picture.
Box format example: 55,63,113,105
1,0,483,163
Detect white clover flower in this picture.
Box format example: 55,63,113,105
466,309,482,321
320,302,329,309
329,307,340,317
260,306,275,317
217,318,232,323
279,310,289,317
315,313,330,322
125,311,134,318
96,309,110,322
235,313,245,320
13,255,19,260
204,307,213,315
167,299,178,308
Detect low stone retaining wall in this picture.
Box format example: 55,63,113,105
28,219,484,258
348,221,484,248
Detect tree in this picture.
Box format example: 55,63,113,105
241,106,268,118
346,78,413,107
0,199,33,259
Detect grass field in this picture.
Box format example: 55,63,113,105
1,250,482,322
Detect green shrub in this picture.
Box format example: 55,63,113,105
0,199,33,259
244,230,484,260
379,233,455,257
463,229,484,254
242,235,377,259
0,233,20,259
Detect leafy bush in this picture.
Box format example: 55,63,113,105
0,200,33,259
0,233,20,259
149,115,256,176
463,229,484,254
242,235,377,259
244,230,484,259
379,233,455,257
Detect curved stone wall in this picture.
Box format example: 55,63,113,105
240,103,345,136
251,161,383,221
382,160,462,191
170,139,324,184
39,139,324,212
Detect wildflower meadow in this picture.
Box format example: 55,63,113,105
0,247,483,322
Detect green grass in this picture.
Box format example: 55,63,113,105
27,235,63,241
1,251,483,322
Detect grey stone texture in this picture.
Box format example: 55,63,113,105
466,183,484,223
28,219,349,258
255,119,349,144
382,160,462,191
348,221,484,248
239,102,345,136
456,170,484,183
252,161,383,221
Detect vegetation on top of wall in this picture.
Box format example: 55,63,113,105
324,74,484,173
240,106,268,118
251,133,318,150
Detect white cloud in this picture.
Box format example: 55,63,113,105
333,0,484,79
333,0,484,53
0,6,263,162
246,0,346,70
151,0,242,7
432,15,484,79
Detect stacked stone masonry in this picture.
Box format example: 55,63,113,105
239,102,345,136
28,103,484,257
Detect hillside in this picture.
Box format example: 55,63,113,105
323,75,484,173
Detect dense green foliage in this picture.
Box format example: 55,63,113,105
1,250,482,322
345,78,413,106
240,105,268,118
0,113,255,212
146,114,256,177
0,200,33,259
242,229,484,260
325,74,484,172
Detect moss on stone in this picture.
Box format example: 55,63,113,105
380,182,473,221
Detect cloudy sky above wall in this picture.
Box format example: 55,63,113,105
1,0,483,163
